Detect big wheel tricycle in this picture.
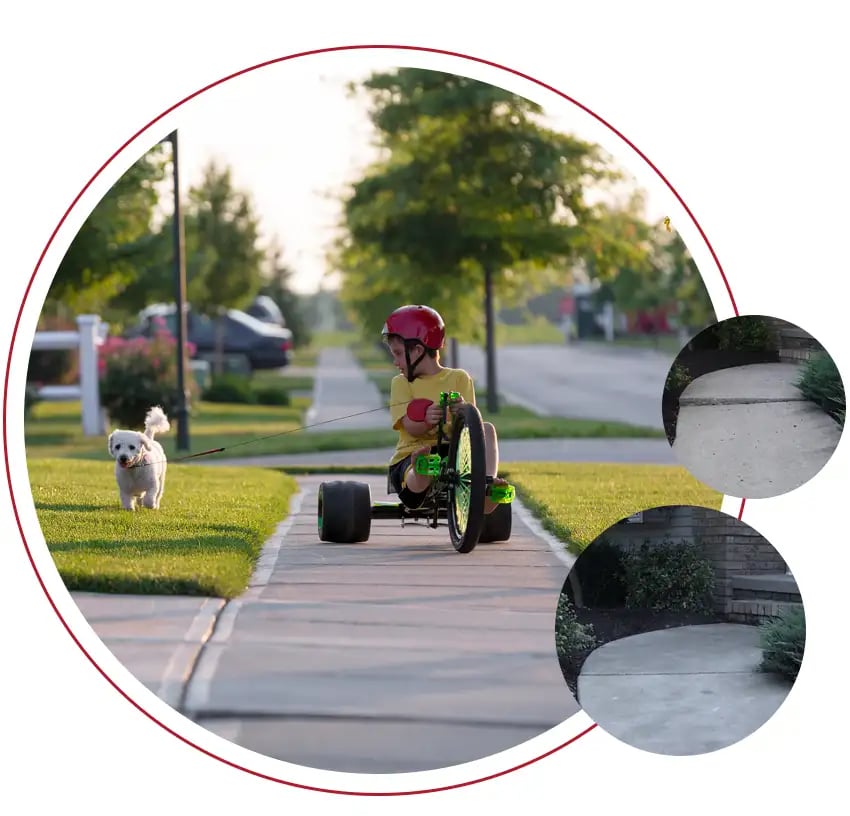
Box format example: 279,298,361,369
317,391,514,553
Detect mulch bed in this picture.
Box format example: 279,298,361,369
663,349,781,444
559,606,722,697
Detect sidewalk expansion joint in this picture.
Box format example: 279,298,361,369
679,397,808,406
175,599,234,715
581,669,763,677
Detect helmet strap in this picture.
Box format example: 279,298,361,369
405,341,427,383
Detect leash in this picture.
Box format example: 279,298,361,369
128,400,422,469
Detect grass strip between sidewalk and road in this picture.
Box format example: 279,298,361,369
25,391,663,465
30,459,298,598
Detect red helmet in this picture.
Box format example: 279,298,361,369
381,305,445,350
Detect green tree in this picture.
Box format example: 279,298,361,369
335,68,626,411
659,226,716,336
46,144,168,316
260,240,313,347
185,159,266,313
111,159,266,317
586,202,716,339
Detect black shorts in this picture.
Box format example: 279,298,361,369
388,444,448,507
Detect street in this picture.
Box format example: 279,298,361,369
458,342,679,430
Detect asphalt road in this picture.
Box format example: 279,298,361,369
458,342,678,430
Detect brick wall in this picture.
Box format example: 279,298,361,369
762,316,822,363
693,507,787,613
601,505,697,552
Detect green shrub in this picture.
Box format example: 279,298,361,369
665,362,693,393
574,538,627,606
623,539,715,612
555,593,597,658
202,375,257,404
715,316,777,352
759,605,806,681
99,330,199,428
795,352,845,425
253,385,291,406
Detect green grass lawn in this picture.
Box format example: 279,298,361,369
29,458,298,597
249,370,314,392
582,334,685,355
496,318,565,345
501,462,723,554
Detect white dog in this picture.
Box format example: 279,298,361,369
107,406,170,511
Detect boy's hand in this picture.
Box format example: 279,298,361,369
447,394,465,415
424,402,444,427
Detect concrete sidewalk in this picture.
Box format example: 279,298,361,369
74,474,579,774
577,623,793,755
673,362,844,498
303,346,390,431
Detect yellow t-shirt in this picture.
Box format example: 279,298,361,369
389,367,476,465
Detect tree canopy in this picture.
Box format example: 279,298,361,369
48,144,168,314
335,67,715,353
335,68,629,344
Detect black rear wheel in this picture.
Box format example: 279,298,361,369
479,502,512,543
318,481,372,543
446,403,486,553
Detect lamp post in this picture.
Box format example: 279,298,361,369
484,263,499,414
165,129,191,450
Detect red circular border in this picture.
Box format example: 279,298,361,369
4,44,742,796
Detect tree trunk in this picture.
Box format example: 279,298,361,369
214,309,226,375
484,264,499,413
449,337,459,369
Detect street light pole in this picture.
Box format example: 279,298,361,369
168,129,191,450
484,263,499,414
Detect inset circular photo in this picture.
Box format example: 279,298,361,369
662,315,845,498
555,505,804,756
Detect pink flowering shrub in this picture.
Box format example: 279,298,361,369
98,327,198,427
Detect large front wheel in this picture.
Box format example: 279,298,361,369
447,403,487,553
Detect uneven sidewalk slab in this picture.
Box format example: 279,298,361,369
183,473,580,773
678,362,807,404
673,362,843,498
674,398,842,498
577,623,793,756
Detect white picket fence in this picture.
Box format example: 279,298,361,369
31,314,105,436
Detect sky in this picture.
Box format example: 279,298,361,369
171,56,669,295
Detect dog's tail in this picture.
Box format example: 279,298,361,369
144,406,171,440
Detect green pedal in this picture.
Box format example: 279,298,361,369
488,483,515,504
415,454,441,476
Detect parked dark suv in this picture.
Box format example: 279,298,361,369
125,304,293,371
